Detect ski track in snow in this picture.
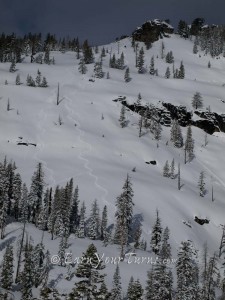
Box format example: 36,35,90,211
64,94,114,210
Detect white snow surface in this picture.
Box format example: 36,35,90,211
1,34,225,297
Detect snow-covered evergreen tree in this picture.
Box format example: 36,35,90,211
110,264,122,300
163,160,170,177
77,201,86,238
0,244,14,290
149,56,155,75
165,66,171,78
101,205,108,241
150,210,162,254
170,158,175,179
15,73,21,85
114,174,134,257
137,47,145,73
198,170,206,197
119,104,126,128
124,67,131,82
185,125,194,162
192,91,203,109
170,120,183,148
78,57,87,74
176,240,199,300
9,58,16,72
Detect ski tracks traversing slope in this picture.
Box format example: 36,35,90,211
63,94,115,211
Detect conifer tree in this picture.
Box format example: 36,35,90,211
163,160,170,177
170,120,183,148
178,61,185,79
114,174,134,258
170,158,175,179
72,243,105,299
127,277,143,300
44,47,50,64
28,162,45,224
110,264,122,300
101,205,108,240
15,74,21,85
97,280,110,299
77,201,86,238
124,67,131,82
150,209,162,254
149,56,155,75
198,171,206,197
176,240,199,300
78,57,87,74
160,226,171,260
70,185,80,234
33,242,45,287
58,235,67,267
119,104,126,128
9,58,16,73
165,66,171,78
36,69,42,86
0,245,14,290
88,199,100,240
40,76,48,87
94,61,104,78
137,47,145,73
21,240,34,300
185,125,194,162
192,91,203,109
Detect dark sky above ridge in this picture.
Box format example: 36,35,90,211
0,0,224,45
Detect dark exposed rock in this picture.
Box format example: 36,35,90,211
132,19,174,44
194,216,209,225
145,161,156,165
114,97,225,135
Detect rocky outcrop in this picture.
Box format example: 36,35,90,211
132,19,174,44
194,216,209,225
115,97,225,135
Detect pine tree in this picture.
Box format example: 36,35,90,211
28,162,45,224
117,52,125,69
94,61,104,78
127,277,143,300
198,171,206,197
44,47,50,64
9,58,16,72
170,158,175,179
21,241,34,300
137,47,145,73
77,201,86,238
97,280,110,299
150,210,162,254
58,235,67,266
70,185,80,234
7,98,11,111
178,61,185,79
78,57,87,74
124,67,131,82
165,51,174,63
145,268,154,299
101,205,108,240
185,125,194,163
40,76,48,87
163,160,170,177
178,162,181,190
160,226,171,261
114,174,134,258
149,56,155,75
110,264,122,300
36,69,42,86
119,104,126,128
33,242,45,287
72,243,105,299
192,91,203,109
193,38,198,54
170,120,183,148
0,245,14,290
15,74,21,85
88,199,100,240
165,66,171,78
176,240,199,300
208,61,211,68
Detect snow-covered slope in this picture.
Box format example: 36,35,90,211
1,34,225,295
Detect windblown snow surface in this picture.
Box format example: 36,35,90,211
1,34,225,298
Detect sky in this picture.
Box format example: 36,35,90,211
0,0,224,45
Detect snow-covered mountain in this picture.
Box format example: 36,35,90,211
1,32,225,298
